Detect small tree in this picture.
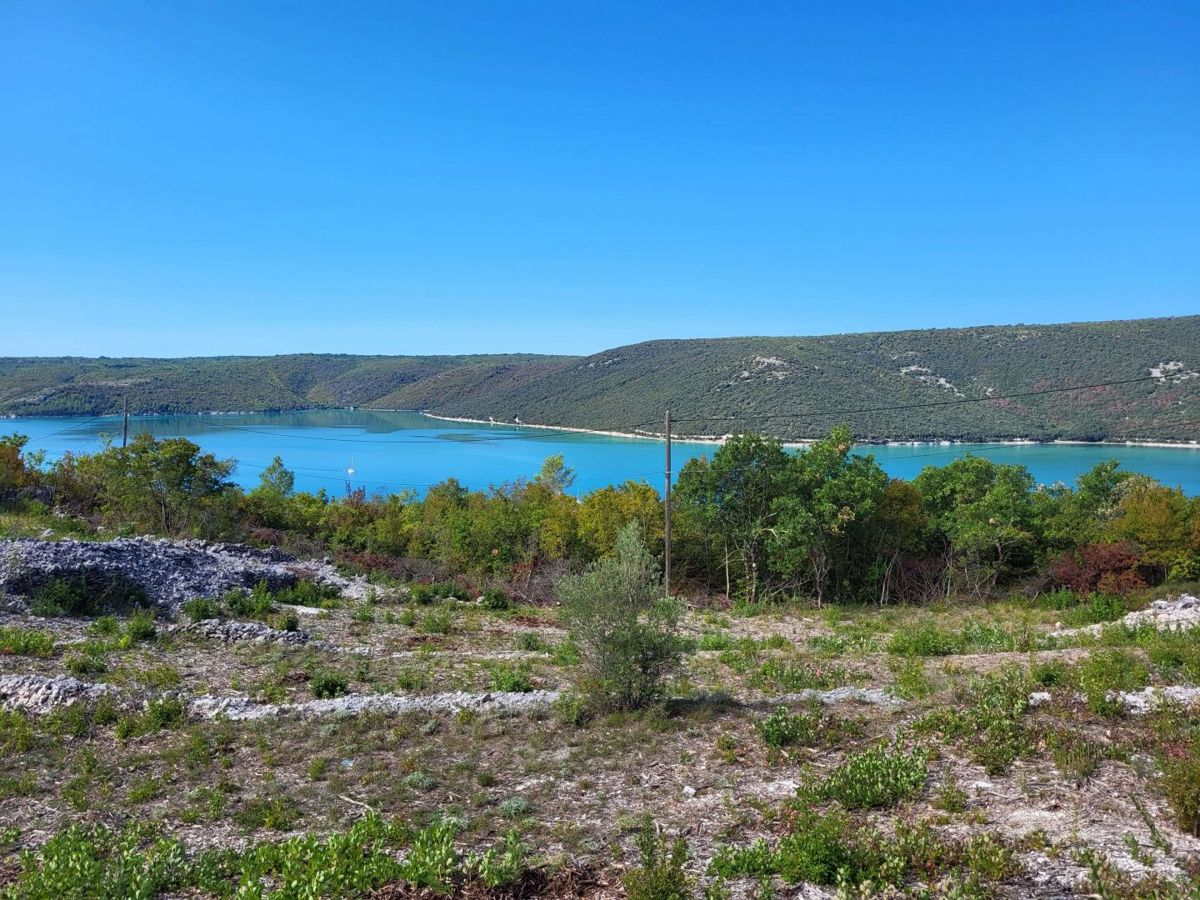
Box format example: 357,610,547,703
558,522,684,711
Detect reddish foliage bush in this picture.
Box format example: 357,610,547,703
1050,541,1147,594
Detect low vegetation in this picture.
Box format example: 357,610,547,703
1,429,1200,896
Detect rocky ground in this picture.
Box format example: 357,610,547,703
0,537,1198,897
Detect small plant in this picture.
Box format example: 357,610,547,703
0,625,55,657
480,588,510,610
65,648,107,676
499,796,531,818
273,610,300,632
309,671,349,699
420,608,454,635
1160,753,1200,837
806,741,928,809
233,794,301,830
1075,649,1149,715
1049,732,1108,784
757,706,821,750
624,816,693,900
29,576,145,618
488,663,533,693
114,697,185,741
180,597,221,622
514,632,548,652
122,609,158,643
932,773,968,813
403,771,436,791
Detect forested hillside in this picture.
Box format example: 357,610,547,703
434,316,1200,442
0,354,570,418
2,316,1198,441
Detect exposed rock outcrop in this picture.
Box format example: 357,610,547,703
1051,594,1200,638
0,674,119,715
0,537,300,615
188,689,562,721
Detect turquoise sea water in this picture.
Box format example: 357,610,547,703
7,410,1199,496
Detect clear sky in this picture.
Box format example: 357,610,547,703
2,1,1197,358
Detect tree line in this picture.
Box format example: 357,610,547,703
2,427,1197,605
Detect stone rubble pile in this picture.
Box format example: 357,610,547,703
1052,594,1200,638
174,618,318,648
0,673,119,715
0,537,301,614
188,689,562,721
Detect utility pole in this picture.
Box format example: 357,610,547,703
122,396,129,448
663,409,672,597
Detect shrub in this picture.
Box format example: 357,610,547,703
488,664,533,693
480,588,510,610
1050,541,1146,595
499,796,530,818
0,625,54,657
1161,754,1200,837
65,649,107,676
114,698,185,741
1075,649,1149,715
180,597,221,623
807,741,928,809
122,609,158,643
623,817,692,900
757,706,822,749
916,667,1035,775
559,524,684,712
309,671,349,700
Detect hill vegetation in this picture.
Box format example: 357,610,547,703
2,316,1198,442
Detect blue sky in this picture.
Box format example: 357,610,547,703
2,1,1197,357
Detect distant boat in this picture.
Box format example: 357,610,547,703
346,456,356,477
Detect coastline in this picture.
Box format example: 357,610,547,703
7,407,1197,451
420,412,1200,451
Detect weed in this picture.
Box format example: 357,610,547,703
499,796,531,818
624,816,692,900
487,663,534,693
114,697,185,741
0,624,55,656
309,671,349,699
805,741,928,809
1076,649,1149,715
1159,753,1200,836
932,773,968,813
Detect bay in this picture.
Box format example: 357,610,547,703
7,410,1198,496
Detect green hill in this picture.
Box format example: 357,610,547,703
0,354,570,418
2,316,1197,441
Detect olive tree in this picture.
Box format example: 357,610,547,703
558,522,685,711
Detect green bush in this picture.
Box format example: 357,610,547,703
480,588,510,610
623,817,692,900
1160,753,1200,837
123,609,158,643
180,598,221,622
488,663,533,693
916,667,1035,775
0,625,54,657
1075,649,1149,715
806,742,928,809
757,706,822,749
65,648,107,676
559,523,685,712
114,698,185,741
309,671,349,700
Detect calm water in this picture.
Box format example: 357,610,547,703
7,410,1199,496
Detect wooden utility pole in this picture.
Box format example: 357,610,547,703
122,396,129,448
663,409,672,596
